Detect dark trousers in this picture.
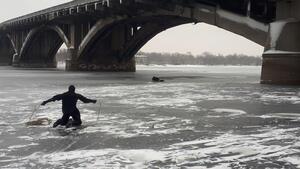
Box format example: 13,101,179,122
53,108,82,127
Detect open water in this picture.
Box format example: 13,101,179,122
0,65,300,169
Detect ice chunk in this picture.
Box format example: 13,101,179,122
212,108,247,116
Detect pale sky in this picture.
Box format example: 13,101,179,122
0,0,264,56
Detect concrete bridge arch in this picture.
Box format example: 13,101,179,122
18,25,71,68
73,15,192,71
68,3,268,71
0,34,17,65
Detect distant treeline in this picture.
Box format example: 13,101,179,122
137,52,262,66
56,49,262,66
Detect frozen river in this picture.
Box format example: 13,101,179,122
0,65,300,168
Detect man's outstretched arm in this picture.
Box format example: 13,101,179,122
41,94,63,105
78,94,97,104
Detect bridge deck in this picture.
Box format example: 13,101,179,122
0,0,276,30
0,0,110,28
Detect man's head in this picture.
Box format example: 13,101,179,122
68,85,75,93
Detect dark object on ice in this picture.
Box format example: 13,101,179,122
26,118,52,126
152,76,164,82
41,85,97,128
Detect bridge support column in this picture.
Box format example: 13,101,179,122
261,53,300,85
66,23,136,72
261,20,300,85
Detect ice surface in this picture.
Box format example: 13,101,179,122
0,66,299,168
281,156,300,168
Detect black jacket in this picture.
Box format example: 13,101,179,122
46,91,95,113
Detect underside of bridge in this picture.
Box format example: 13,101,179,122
1,0,300,84
66,16,192,71
18,28,63,68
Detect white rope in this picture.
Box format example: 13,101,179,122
97,100,101,121
28,103,41,121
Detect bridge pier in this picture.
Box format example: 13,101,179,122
261,0,300,85
261,53,300,85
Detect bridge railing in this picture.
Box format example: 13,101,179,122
0,0,116,27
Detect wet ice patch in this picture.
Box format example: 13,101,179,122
259,113,300,121
91,83,204,109
17,136,34,141
210,108,247,117
6,126,16,133
259,92,300,104
0,97,23,102
120,97,195,109
281,156,300,168
0,121,9,126
120,149,166,164
81,114,194,138
78,82,255,110
8,143,39,150
0,152,5,157
3,149,166,169
160,127,300,168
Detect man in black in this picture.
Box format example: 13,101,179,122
41,85,97,128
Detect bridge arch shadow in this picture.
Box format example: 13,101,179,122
19,26,70,68
0,34,17,66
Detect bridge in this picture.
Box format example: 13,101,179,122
0,0,299,85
